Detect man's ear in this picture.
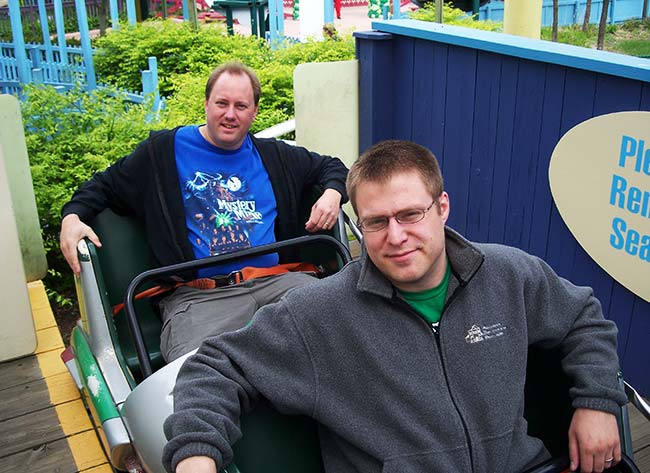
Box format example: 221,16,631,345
439,192,450,224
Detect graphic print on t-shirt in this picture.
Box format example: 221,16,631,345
184,170,264,255
175,127,278,277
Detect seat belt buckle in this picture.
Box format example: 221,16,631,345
227,270,243,285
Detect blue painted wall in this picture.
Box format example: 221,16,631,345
356,21,650,394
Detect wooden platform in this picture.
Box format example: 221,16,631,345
0,275,648,472
630,403,650,472
0,281,111,473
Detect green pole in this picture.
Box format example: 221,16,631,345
435,0,442,22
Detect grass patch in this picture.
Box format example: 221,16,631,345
540,18,650,57
614,39,650,57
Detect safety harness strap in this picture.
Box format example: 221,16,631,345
112,262,320,317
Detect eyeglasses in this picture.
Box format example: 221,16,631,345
357,200,436,233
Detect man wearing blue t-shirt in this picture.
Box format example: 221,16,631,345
60,62,348,361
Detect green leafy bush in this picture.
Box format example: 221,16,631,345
408,3,502,31
540,24,595,47
21,83,160,294
92,20,270,96
99,20,354,129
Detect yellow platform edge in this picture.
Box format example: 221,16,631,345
28,280,111,472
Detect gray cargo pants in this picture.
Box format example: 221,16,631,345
159,272,316,362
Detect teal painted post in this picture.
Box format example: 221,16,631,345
126,0,137,25
36,0,54,69
110,0,120,30
141,58,160,120
75,0,97,90
268,0,284,45
28,46,41,69
183,0,190,20
142,70,152,96
148,56,160,111
7,0,31,83
392,0,400,18
142,69,153,121
277,0,285,34
482,1,491,21
53,0,68,65
324,0,333,22
610,0,616,22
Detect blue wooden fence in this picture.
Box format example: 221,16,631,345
0,0,162,106
0,0,293,100
355,21,650,394
479,0,650,26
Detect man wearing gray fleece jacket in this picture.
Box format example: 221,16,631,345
163,140,626,473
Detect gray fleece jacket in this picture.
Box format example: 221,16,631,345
163,228,626,473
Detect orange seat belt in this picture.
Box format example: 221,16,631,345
112,262,320,317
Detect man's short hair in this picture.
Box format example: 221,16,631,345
347,140,444,213
205,62,261,105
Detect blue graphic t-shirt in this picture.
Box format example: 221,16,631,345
175,126,278,277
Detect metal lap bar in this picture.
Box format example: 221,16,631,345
124,234,353,378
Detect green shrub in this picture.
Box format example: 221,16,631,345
408,3,502,31
92,19,355,102
151,24,354,133
21,83,160,294
272,36,356,65
540,24,595,47
92,19,270,96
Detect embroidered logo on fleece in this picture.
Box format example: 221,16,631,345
465,323,507,344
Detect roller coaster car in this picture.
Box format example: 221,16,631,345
61,193,650,473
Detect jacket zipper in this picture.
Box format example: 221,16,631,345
148,136,186,262
430,320,475,472
397,288,475,472
438,284,475,472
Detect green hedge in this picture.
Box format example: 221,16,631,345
408,3,502,31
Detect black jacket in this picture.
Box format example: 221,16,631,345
62,127,349,270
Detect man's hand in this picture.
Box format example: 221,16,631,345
305,188,342,232
60,214,102,275
568,408,621,472
176,456,217,473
